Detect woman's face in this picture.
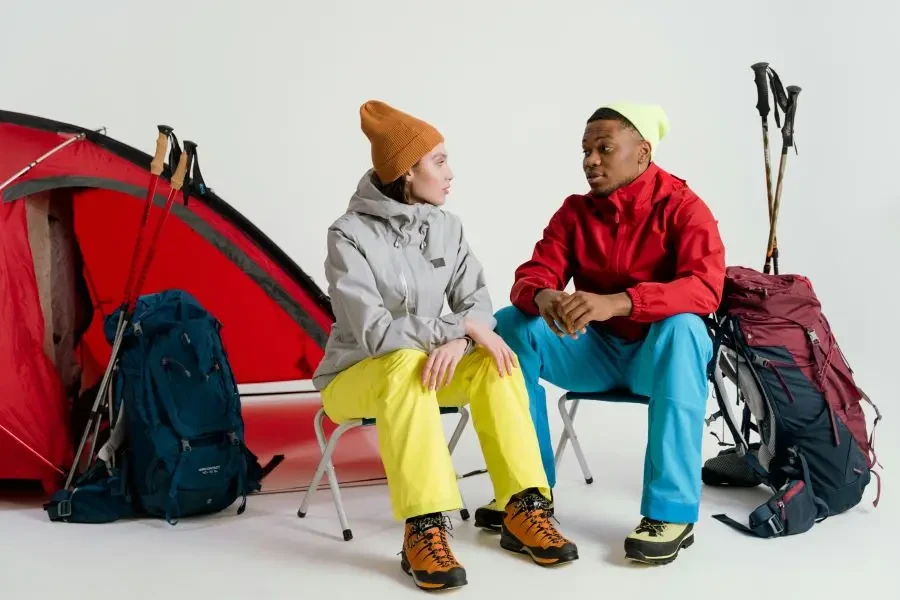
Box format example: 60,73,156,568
406,142,453,206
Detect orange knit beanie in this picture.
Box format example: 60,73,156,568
359,100,444,184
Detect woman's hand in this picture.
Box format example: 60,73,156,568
421,338,468,391
465,318,519,377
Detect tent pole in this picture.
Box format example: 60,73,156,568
0,422,64,475
0,133,86,194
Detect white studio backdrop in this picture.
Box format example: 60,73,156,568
2,0,898,464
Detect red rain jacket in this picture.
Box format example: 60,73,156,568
510,163,726,342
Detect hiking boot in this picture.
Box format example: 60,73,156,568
400,514,467,591
475,492,555,532
624,518,694,565
474,499,503,531
500,490,577,566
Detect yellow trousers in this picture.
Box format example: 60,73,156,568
322,347,551,521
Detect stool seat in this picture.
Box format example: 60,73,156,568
564,389,648,403
361,406,463,426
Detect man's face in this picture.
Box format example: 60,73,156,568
582,119,651,196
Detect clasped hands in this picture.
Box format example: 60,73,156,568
535,289,632,338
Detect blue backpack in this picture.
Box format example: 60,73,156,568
46,290,278,524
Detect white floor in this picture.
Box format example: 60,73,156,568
2,399,897,600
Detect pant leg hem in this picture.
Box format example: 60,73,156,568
395,497,463,522
495,484,552,510
640,497,699,524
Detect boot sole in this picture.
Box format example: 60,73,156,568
401,555,467,591
625,532,694,565
499,530,579,566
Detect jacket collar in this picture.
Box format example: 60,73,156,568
349,169,441,230
587,163,680,223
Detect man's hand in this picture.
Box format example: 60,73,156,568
535,289,570,336
465,318,518,376
558,291,633,335
421,338,468,391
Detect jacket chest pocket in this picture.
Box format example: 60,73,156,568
401,249,452,316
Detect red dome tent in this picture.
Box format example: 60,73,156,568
0,110,340,492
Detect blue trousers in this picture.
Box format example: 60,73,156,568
494,307,713,524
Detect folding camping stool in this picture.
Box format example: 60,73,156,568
553,390,649,484
297,405,472,541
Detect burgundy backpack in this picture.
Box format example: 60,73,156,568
703,266,882,538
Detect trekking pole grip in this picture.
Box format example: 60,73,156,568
151,125,173,176
782,86,801,148
170,147,189,191
751,62,770,119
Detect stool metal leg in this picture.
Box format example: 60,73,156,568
447,406,469,454
447,406,471,521
556,394,594,484
299,405,475,540
553,394,573,467
554,393,584,467
297,407,361,541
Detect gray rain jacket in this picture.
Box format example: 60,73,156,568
311,170,496,390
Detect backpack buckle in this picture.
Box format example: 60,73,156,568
56,499,73,518
764,513,784,536
181,440,192,453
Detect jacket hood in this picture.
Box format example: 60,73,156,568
348,169,440,229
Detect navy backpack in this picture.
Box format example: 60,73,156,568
46,290,279,524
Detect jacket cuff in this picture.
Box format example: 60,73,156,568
439,314,468,342
511,280,544,315
626,286,644,320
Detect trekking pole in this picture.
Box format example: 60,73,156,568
751,63,776,248
64,127,177,489
120,125,174,307
100,126,176,431
87,147,190,474
128,141,195,307
764,85,801,275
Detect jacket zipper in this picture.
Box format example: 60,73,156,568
611,214,627,274
404,246,418,315
399,269,411,315
395,229,415,316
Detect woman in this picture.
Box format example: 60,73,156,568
312,100,578,591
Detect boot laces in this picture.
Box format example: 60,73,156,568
513,494,566,545
409,515,457,568
635,517,667,537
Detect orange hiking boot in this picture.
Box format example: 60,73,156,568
500,490,578,566
400,514,467,591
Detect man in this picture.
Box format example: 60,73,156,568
474,103,725,565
